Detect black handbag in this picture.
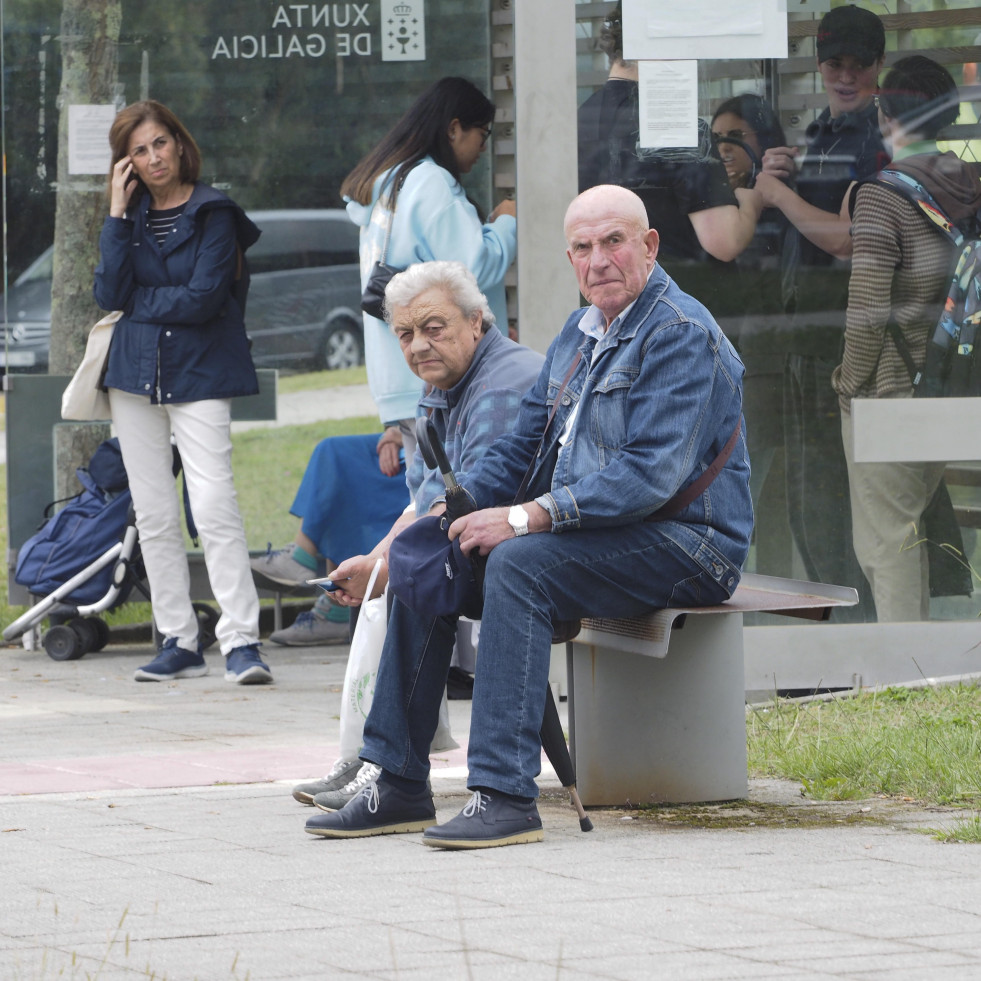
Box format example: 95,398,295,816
360,173,410,321
361,261,402,321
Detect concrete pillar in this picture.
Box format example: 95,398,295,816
513,0,581,355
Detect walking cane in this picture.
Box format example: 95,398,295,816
415,417,593,832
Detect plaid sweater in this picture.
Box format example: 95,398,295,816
832,181,960,412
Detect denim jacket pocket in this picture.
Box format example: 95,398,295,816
588,366,637,455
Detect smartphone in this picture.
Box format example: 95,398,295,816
306,576,347,593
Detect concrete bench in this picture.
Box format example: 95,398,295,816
565,573,858,807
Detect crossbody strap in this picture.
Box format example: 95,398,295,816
870,171,965,387
646,417,742,521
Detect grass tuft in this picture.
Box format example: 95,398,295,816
748,684,981,808
920,813,981,843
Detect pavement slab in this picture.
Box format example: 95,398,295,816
3,637,981,980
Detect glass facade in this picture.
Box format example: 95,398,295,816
3,0,981,632
575,1,981,627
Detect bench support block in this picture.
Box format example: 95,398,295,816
568,611,748,806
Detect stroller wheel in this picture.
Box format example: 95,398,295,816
44,624,85,661
68,618,102,655
193,603,220,651
89,617,111,652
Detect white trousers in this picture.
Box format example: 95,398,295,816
109,390,260,654
841,412,945,622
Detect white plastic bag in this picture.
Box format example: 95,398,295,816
337,558,458,760
338,559,387,761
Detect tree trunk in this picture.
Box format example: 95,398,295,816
49,0,121,375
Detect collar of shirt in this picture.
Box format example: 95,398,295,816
576,266,654,349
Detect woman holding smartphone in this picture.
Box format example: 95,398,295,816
94,100,270,685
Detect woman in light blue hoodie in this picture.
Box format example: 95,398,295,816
342,77,517,430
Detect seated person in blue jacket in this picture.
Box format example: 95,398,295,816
289,260,544,808
250,432,410,646
306,184,753,849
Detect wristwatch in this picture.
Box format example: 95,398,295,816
508,505,529,537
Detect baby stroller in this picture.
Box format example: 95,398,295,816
2,438,219,661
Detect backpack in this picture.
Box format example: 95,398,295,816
872,169,981,397
14,439,134,605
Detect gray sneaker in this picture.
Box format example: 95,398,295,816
251,542,320,594
292,758,363,805
269,610,350,647
313,762,383,812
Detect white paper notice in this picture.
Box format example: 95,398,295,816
68,105,115,176
623,0,787,61
647,0,762,37
637,61,698,149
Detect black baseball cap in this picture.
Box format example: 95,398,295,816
816,5,885,66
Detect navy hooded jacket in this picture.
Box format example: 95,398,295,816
94,182,260,404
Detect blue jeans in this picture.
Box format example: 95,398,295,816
361,520,738,799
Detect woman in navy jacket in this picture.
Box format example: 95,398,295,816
94,100,270,685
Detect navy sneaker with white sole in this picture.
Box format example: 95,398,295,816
134,638,208,682
305,778,435,838
224,644,273,685
422,789,543,849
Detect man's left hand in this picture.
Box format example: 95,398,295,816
448,503,549,556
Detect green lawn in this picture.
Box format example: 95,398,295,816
0,386,380,629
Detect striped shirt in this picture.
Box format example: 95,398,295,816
147,205,185,247
832,183,954,412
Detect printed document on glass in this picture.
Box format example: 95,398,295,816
637,61,698,149
622,0,787,60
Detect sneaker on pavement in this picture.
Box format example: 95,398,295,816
134,638,207,682
305,777,435,838
422,789,543,849
313,762,382,811
224,644,273,685
291,759,363,805
269,610,350,647
250,542,321,594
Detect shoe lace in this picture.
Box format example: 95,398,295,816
359,781,380,814
462,790,489,817
341,762,381,795
324,757,357,781
292,611,317,629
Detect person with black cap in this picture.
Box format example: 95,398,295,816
756,4,888,260
747,4,890,622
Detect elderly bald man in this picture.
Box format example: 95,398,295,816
310,184,754,849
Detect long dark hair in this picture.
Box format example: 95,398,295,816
341,77,495,208
106,100,201,205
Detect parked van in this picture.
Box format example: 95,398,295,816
0,208,364,373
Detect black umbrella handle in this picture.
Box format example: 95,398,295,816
415,416,459,492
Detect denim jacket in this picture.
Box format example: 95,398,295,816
461,263,753,584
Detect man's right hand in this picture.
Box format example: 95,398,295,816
761,146,799,182
327,554,388,606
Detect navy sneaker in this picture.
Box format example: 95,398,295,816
224,644,273,685
305,777,436,838
134,638,207,682
422,790,543,849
